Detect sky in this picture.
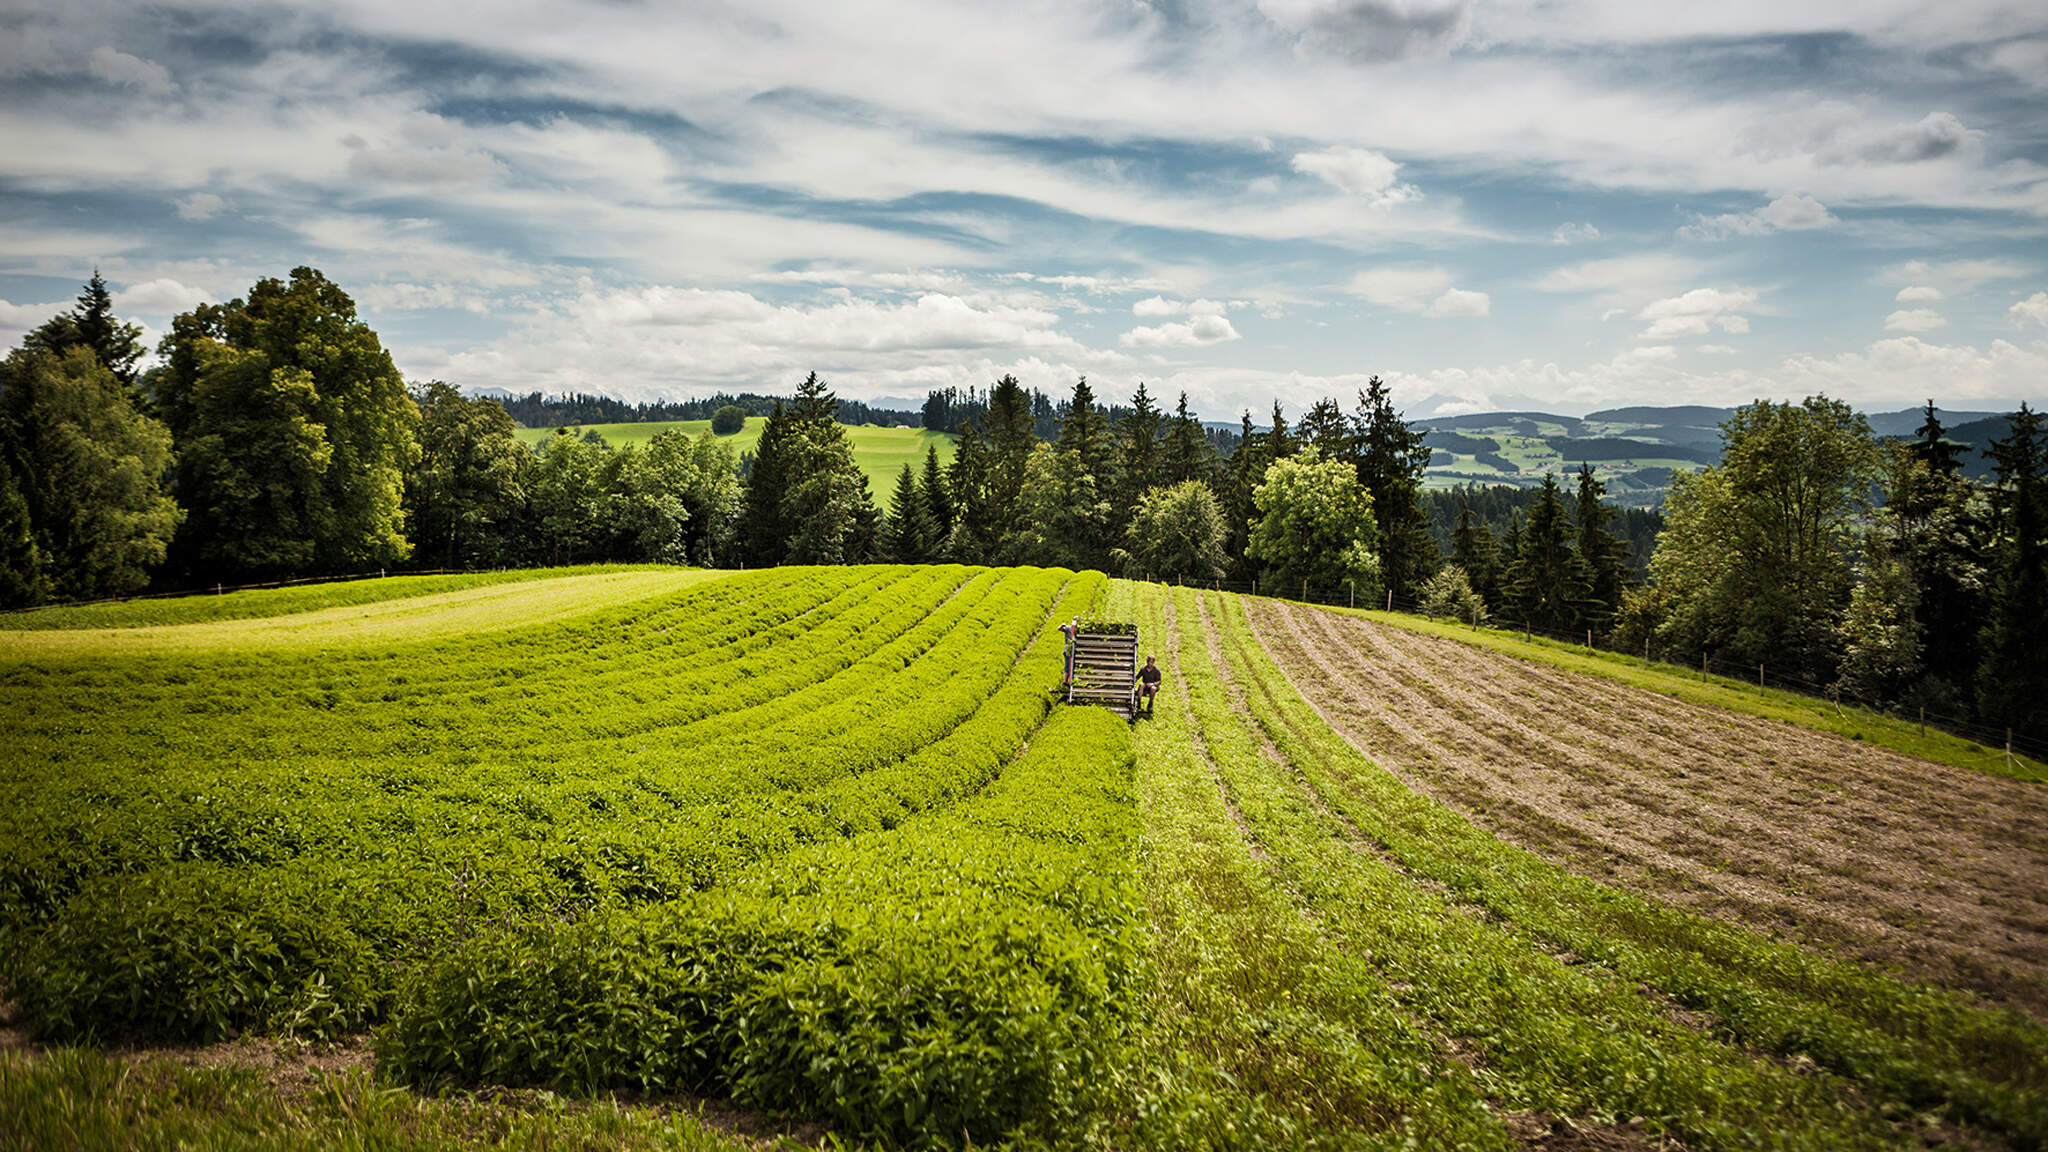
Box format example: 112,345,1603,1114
3,0,2047,421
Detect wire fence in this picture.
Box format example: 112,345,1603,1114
1150,571,2048,772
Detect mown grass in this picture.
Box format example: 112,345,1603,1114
1335,606,2047,785
0,564,661,632
1209,590,2048,1147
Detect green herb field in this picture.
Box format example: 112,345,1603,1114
3,567,2044,1149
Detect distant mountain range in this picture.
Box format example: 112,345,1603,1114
1412,405,2013,507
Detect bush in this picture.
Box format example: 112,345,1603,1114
1420,564,1487,625
710,406,746,435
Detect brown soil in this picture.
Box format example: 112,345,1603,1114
1246,600,2048,1020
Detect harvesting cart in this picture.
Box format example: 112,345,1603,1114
1063,620,1141,717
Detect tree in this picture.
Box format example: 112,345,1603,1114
942,422,993,562
1297,397,1350,460
1020,376,1119,569
741,400,791,565
526,430,611,565
0,346,180,604
26,270,145,391
747,372,874,566
982,375,1037,554
1221,409,1267,573
407,381,528,569
1162,391,1217,487
1352,377,1436,600
1977,403,2047,737
1503,472,1589,633
1247,446,1382,600
920,444,953,539
1573,464,1630,634
1835,542,1923,704
153,268,420,579
616,429,740,566
884,463,939,563
1450,495,1501,609
1644,396,1878,679
1117,479,1230,582
1420,564,1488,625
1911,399,1965,479
1868,439,1985,709
711,405,747,435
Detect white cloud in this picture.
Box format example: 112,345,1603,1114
1885,258,2031,289
1895,285,1944,302
0,298,70,328
87,46,172,94
1290,146,1418,206
1424,287,1490,317
175,193,227,221
1536,254,1701,308
117,278,212,315
1132,296,1231,318
1679,192,1835,240
1885,308,1948,332
1698,344,1739,355
1259,0,1473,62
1637,287,1760,339
1551,221,1601,244
2011,291,2048,327
1120,314,1242,348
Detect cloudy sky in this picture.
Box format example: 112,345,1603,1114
4,0,2047,419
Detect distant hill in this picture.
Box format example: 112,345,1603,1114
512,419,956,495
1415,403,2029,506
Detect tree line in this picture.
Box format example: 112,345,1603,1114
501,390,920,431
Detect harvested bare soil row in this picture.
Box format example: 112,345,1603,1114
1247,600,2048,1020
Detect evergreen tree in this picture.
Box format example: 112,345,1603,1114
1117,382,1162,525
1024,376,1120,569
885,463,938,562
1503,472,1589,633
943,422,993,562
764,373,875,565
1298,397,1351,460
920,443,953,536
1352,377,1436,601
1450,495,1501,609
741,401,791,566
1268,400,1293,460
1911,399,1965,479
1573,464,1630,634
1977,403,2047,738
1162,391,1216,487
983,375,1037,555
27,270,145,390
1222,409,1267,574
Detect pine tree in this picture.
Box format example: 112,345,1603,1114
1352,377,1436,601
1573,464,1630,635
27,270,145,390
1163,391,1216,487
1504,473,1588,633
943,422,992,562
1450,495,1501,609
1977,403,2047,737
884,463,936,562
1912,399,1965,479
920,444,953,536
1118,382,1162,509
741,401,790,566
1268,401,1293,460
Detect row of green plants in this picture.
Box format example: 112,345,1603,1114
0,566,1095,1060
1198,588,2048,1147
380,704,1139,1145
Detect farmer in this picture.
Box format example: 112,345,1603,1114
1136,655,1162,713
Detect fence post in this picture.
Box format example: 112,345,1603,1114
1758,662,1765,688
2010,729,2016,769
1644,637,1650,665
1702,651,1707,676
1587,628,1593,650
1252,578,1257,597
1302,578,1308,602
1386,589,1393,612
1919,706,1925,737
1349,581,1354,608
215,584,222,595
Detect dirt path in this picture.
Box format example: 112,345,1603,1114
1247,600,2048,1019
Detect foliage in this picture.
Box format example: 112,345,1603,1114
1116,479,1229,583
1419,563,1488,625
0,346,181,606
1977,402,2047,738
22,270,145,390
152,267,420,581
1248,447,1382,597
709,404,746,435
406,381,527,570
1646,396,1879,681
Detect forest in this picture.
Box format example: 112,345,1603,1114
2,268,2042,741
